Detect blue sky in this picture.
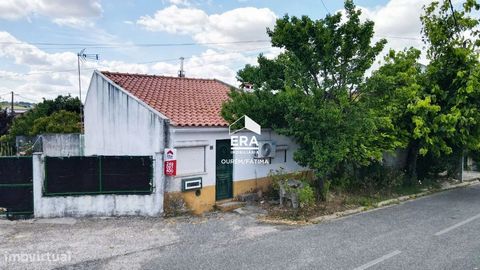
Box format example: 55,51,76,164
0,0,433,102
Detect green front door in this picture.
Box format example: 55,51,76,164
216,140,233,200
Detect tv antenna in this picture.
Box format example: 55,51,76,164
77,48,99,132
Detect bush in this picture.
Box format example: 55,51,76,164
268,168,312,191
417,151,462,181
298,184,315,208
355,162,404,194
164,193,187,217
319,179,331,201
268,167,289,191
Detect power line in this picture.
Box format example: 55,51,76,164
0,35,424,49
14,94,37,103
320,0,331,14
0,39,272,48
448,0,460,31
0,46,272,79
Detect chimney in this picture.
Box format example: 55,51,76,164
178,57,185,78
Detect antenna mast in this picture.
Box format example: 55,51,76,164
77,49,99,132
178,57,185,78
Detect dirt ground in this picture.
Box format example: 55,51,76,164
0,205,294,270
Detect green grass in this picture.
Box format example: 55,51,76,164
344,194,386,207
0,102,32,110
345,182,438,208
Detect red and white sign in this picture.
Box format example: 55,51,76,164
164,148,177,176
164,148,177,161
164,160,177,176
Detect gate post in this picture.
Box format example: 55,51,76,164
154,152,164,215
32,152,44,218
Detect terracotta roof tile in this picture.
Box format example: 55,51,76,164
100,71,232,127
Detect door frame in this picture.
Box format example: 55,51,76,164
215,139,233,201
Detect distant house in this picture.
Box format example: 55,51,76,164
84,70,304,214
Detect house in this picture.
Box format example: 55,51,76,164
84,70,304,214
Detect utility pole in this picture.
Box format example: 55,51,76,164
10,91,14,115
77,49,99,132
77,49,85,132
77,50,83,107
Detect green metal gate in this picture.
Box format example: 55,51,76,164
0,156,33,219
216,140,233,200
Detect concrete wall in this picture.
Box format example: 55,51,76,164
33,153,164,218
84,71,168,156
383,148,408,170
41,134,83,157
16,134,83,156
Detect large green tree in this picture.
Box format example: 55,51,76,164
1,95,82,142
362,49,428,183
419,0,480,157
222,1,387,195
361,0,480,183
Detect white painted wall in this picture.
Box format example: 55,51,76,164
83,70,304,197
41,134,84,157
167,127,304,192
33,153,164,218
84,71,167,156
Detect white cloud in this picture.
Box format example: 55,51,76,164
137,5,208,34
150,49,259,84
52,18,95,28
0,32,268,102
0,0,102,28
0,32,77,68
167,0,190,6
137,5,276,50
2,0,436,102
355,0,428,64
194,7,276,47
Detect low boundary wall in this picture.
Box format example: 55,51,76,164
32,152,164,218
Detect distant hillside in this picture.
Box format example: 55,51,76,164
0,101,35,110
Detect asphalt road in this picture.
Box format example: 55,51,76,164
2,183,479,270
143,184,480,270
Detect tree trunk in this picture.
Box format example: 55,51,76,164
406,141,420,186
317,176,325,201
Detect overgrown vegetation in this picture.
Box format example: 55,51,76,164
0,95,82,143
163,193,188,217
222,0,480,206
268,168,315,208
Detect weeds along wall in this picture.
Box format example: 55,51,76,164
33,153,164,218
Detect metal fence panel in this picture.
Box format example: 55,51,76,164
0,187,33,214
101,156,152,193
45,156,100,194
0,157,32,184
44,156,153,196
0,156,33,216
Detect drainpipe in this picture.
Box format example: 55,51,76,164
163,119,171,148
163,119,171,193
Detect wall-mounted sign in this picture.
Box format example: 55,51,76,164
164,148,177,161
164,160,176,176
164,148,177,176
